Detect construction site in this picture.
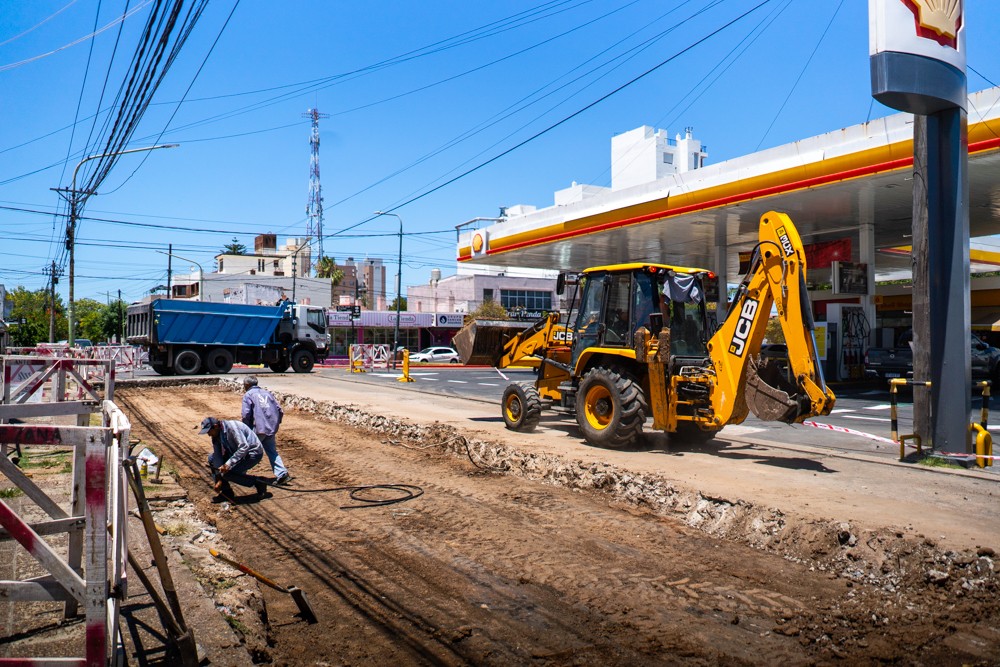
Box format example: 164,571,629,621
1,348,999,665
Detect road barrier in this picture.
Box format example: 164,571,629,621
348,344,390,373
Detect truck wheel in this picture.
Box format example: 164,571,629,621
268,361,290,373
151,363,174,376
291,349,315,373
174,349,201,376
204,348,234,374
575,366,646,449
501,382,542,431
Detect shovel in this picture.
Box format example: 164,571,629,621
209,548,318,624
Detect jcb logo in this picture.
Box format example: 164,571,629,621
776,226,794,256
552,330,574,343
728,298,758,357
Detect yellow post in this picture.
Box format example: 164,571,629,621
972,423,992,468
398,348,415,383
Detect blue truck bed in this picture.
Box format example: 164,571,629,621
149,300,286,347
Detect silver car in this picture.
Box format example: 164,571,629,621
408,346,461,363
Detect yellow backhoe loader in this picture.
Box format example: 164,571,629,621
453,211,835,449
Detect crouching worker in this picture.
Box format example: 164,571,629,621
198,416,270,503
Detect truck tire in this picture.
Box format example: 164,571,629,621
575,366,646,449
291,349,315,373
501,382,542,431
204,348,234,374
174,349,202,376
268,361,290,373
151,363,174,376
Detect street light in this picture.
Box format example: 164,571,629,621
156,251,204,302
374,211,403,369
56,143,178,345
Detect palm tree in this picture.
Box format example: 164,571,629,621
315,256,344,286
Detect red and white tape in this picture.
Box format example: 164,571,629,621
801,420,899,445
802,420,996,460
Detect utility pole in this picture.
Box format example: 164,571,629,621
42,262,62,343
118,289,124,343
167,243,173,296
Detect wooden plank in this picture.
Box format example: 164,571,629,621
84,434,109,665
0,454,68,520
0,401,99,420
0,501,86,603
0,516,83,541
64,437,87,618
0,579,75,602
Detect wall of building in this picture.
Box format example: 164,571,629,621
407,272,562,315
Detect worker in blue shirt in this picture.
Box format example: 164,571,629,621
241,376,292,485
198,417,268,503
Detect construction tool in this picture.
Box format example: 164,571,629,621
209,548,317,624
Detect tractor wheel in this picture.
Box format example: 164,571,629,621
575,366,646,449
204,348,234,374
672,421,721,444
501,382,542,432
291,349,315,373
173,349,202,376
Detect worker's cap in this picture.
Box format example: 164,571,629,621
197,417,220,434
242,375,258,389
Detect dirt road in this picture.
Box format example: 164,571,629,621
116,383,1000,665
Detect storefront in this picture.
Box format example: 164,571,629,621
325,310,466,360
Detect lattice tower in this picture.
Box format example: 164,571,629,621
303,108,329,273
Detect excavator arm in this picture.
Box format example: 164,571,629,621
706,211,835,426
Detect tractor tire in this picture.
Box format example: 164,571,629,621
204,347,234,374
173,349,202,376
575,366,646,449
268,360,290,373
672,421,721,444
291,349,315,373
501,382,542,432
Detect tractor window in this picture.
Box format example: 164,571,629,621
602,274,632,347
572,275,606,365
633,271,656,334
658,274,708,356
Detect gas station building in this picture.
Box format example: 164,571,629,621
456,87,1000,381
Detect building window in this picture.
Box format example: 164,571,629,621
500,290,552,311
662,152,673,164
483,288,494,302
273,260,279,269
692,152,700,169
258,259,266,272
218,259,224,272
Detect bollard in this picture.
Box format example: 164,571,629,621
890,378,931,460
398,349,415,383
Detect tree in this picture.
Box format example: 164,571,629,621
98,299,127,343
75,298,105,342
315,256,344,285
221,237,247,255
469,300,508,320
8,287,61,346
389,296,407,311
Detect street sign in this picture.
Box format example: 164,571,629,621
351,306,361,318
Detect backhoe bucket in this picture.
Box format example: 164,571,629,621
745,355,805,423
453,319,533,366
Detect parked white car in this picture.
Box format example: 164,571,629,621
408,346,461,363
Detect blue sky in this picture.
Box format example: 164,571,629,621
1,0,997,305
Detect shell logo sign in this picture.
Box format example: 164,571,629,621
901,0,962,49
471,230,488,258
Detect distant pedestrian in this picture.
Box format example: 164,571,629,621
198,417,269,503
241,375,292,485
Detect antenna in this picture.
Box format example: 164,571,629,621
303,108,329,274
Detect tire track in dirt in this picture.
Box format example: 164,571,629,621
118,386,853,665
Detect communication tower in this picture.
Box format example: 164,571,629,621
303,108,329,273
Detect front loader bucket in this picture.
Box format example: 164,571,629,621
745,356,806,423
453,319,533,366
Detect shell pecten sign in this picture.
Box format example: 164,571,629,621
901,0,963,49
471,230,488,258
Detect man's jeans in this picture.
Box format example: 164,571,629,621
208,449,263,489
257,433,288,479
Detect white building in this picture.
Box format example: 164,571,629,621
169,234,333,307
406,269,564,318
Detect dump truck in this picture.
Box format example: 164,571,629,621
126,299,329,375
453,210,836,448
